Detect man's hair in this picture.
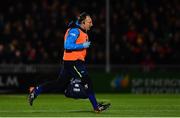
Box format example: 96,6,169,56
67,12,90,28
78,12,90,24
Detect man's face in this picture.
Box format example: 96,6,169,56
83,16,93,31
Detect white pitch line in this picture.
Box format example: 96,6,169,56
0,109,179,113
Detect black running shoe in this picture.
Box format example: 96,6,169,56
94,102,111,113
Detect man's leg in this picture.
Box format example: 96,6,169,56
28,79,62,105
28,65,69,106
82,76,110,112
72,60,110,112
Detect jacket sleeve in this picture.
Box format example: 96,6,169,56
64,28,84,50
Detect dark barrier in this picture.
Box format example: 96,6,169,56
0,65,180,94
93,70,180,93
0,73,58,93
0,65,59,93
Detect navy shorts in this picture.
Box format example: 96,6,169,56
59,60,94,94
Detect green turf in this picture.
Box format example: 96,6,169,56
0,94,180,117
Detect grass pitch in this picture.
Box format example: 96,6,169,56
0,94,180,117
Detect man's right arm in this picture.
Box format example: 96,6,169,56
64,28,90,51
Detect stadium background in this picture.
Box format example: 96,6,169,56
0,0,180,94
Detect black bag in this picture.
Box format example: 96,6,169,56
64,78,88,99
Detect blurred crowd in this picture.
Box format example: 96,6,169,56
110,0,179,66
0,0,179,66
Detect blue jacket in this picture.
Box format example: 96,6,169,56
64,22,84,50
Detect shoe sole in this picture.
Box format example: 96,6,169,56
94,103,111,113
